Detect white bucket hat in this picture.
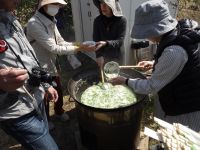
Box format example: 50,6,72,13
38,0,67,9
93,0,123,17
131,0,178,39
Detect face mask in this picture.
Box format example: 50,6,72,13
46,5,59,16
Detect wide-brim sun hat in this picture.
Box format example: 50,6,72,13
131,0,178,39
93,0,123,17
38,0,67,9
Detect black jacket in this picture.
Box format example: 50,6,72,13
154,20,200,116
93,15,127,60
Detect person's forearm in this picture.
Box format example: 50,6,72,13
106,39,123,49
128,46,188,95
44,43,77,55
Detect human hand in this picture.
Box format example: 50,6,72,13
0,67,28,92
96,56,104,68
77,43,96,52
95,41,107,50
109,76,127,85
46,86,58,102
137,61,154,70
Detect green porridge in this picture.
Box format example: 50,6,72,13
81,83,137,109
105,73,118,79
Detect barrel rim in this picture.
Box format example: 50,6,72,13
73,95,147,112
67,69,148,112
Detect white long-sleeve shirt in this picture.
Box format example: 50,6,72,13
128,45,188,95
26,11,78,75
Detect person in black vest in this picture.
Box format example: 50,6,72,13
110,0,200,132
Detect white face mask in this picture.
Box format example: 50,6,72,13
46,5,60,16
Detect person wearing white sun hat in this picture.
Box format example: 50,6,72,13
111,0,200,132
26,0,97,130
38,0,67,9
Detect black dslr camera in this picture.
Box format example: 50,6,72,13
28,67,56,87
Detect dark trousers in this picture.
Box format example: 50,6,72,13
1,102,59,150
44,76,64,119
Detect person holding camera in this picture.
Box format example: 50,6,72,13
0,0,59,149
0,68,28,91
26,0,97,129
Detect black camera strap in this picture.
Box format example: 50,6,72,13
6,40,31,75
28,48,41,67
5,39,43,118
5,36,42,77
11,21,41,68
13,35,41,66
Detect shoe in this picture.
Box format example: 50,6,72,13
48,121,55,130
55,113,70,122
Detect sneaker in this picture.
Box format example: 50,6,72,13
55,113,70,122
48,121,55,130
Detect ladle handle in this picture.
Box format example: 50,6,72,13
100,66,105,83
119,66,144,69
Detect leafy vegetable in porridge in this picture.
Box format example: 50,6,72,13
81,83,137,109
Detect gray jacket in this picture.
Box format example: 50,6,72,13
26,11,79,75
0,11,44,120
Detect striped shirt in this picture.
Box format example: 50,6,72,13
128,45,200,132
128,45,188,94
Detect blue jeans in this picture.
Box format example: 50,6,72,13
1,104,58,150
